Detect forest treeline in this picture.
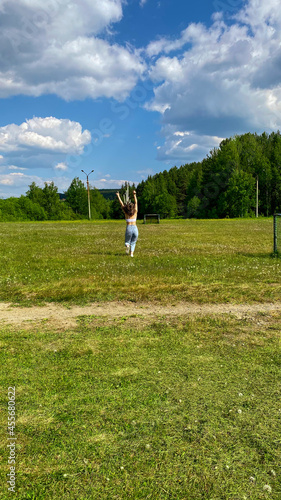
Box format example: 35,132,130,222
1,131,281,221
135,131,281,219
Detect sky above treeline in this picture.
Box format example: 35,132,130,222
0,0,281,197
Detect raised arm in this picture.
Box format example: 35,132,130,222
133,190,138,212
116,191,124,209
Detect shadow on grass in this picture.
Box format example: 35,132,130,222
236,251,278,259
89,250,135,257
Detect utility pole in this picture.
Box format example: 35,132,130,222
81,170,94,220
256,175,259,218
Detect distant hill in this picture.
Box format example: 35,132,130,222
98,189,116,200
59,189,117,201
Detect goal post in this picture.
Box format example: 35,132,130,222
143,214,160,224
273,213,281,253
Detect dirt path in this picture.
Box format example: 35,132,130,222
1,301,281,329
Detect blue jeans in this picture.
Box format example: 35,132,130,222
125,225,138,253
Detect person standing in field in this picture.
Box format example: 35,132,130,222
116,190,138,257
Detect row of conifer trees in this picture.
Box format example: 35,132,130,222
0,131,281,221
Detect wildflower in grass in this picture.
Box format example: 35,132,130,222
263,484,272,493
270,469,276,476
249,476,256,482
238,392,243,396
237,409,242,414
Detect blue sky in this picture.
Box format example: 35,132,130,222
0,0,281,197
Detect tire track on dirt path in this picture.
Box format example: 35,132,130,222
1,301,281,329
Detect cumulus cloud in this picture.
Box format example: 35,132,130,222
156,126,224,162
0,0,145,100
2,0,281,184
0,117,91,184
0,170,74,197
145,0,281,161
54,162,68,171
0,172,44,188
235,0,281,29
0,117,91,154
146,25,195,57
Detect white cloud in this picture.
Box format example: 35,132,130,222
146,24,197,57
8,165,27,170
156,126,224,162
0,0,123,41
0,117,91,154
2,0,281,188
0,0,145,100
0,172,44,188
54,162,68,171
0,170,74,197
145,0,281,161
0,118,91,185
235,0,281,29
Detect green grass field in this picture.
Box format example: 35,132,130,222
1,219,281,499
0,218,280,304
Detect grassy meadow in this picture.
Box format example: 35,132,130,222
1,218,281,499
0,217,280,304
1,312,281,499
